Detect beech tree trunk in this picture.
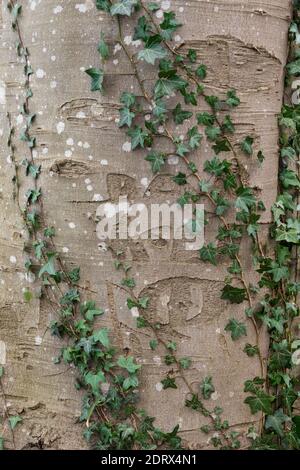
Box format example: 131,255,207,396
0,0,292,449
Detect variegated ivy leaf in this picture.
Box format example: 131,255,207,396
110,0,138,17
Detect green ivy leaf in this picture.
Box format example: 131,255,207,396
85,370,106,393
226,89,240,107
117,356,141,373
127,126,150,149
172,103,193,124
9,415,22,430
244,392,275,415
93,328,110,348
145,151,165,173
241,136,254,155
235,187,256,213
196,64,207,79
222,285,246,304
244,344,259,357
179,357,192,369
225,318,247,340
119,107,135,128
138,35,167,65
199,243,218,265
188,126,202,149
98,33,109,60
110,0,138,16
173,172,187,186
85,68,104,92
95,0,111,12
265,409,290,437
160,12,182,40
200,376,215,399
161,377,177,389
38,252,57,277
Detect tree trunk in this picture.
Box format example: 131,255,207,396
0,0,292,449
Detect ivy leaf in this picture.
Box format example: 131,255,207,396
196,64,207,80
200,376,215,399
179,357,192,369
123,375,139,390
205,126,221,142
197,112,215,126
95,0,111,12
225,318,247,340
110,0,138,16
119,107,135,127
161,377,177,390
134,15,152,41
265,409,290,437
172,103,193,124
244,343,259,357
235,187,256,213
127,126,150,149
138,35,167,65
222,115,235,133
117,356,141,373
39,252,57,277
85,68,104,92
120,92,136,107
257,150,265,164
9,416,22,430
145,151,165,173
160,12,182,40
199,243,218,265
244,392,275,415
222,285,246,304
241,136,254,156
98,33,109,60
226,89,240,107
85,370,106,394
93,328,110,348
85,308,104,322
173,172,187,186
188,126,202,149
280,169,300,189
149,339,158,350
26,188,41,203
187,49,197,63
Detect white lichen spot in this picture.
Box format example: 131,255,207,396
9,255,17,264
50,80,57,89
65,150,72,158
0,81,6,105
155,382,163,392
131,307,139,318
122,141,131,152
76,111,86,119
161,1,171,11
62,247,69,253
0,341,6,365
66,138,74,146
36,68,46,79
92,194,103,202
168,156,179,165
68,222,76,229
211,391,220,401
56,121,65,134
53,5,63,14
86,185,93,191
35,336,42,346
215,328,221,334
155,9,163,19
100,159,108,166
141,177,148,187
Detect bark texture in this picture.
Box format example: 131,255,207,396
0,0,293,449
